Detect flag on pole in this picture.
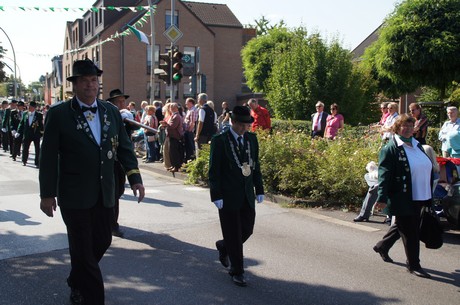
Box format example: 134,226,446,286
128,25,150,44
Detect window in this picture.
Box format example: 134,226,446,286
146,82,161,99
183,82,193,99
165,84,178,99
147,44,159,74
165,10,178,29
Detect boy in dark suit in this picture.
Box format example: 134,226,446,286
209,106,264,287
39,59,145,305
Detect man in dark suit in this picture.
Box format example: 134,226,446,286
10,100,25,161
2,99,17,157
17,101,43,167
209,106,264,287
39,59,145,305
311,101,328,138
0,100,9,151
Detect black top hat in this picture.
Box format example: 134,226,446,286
231,106,254,123
17,101,25,107
66,59,103,82
29,101,37,108
10,99,18,104
107,89,130,101
2,100,8,105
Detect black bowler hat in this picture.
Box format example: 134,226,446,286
231,106,254,123
2,100,8,105
66,59,103,82
17,101,25,107
29,101,37,108
107,89,129,101
10,100,18,104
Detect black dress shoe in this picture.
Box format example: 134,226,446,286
112,229,124,238
232,274,247,287
373,246,393,263
216,241,229,268
353,215,369,222
22,162,26,166
408,267,431,279
70,288,84,304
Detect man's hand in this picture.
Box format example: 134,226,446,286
256,194,264,204
131,183,145,203
194,135,199,142
1,128,6,133
213,199,223,209
14,133,20,138
40,197,57,217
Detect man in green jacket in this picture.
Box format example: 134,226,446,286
209,105,264,287
39,59,145,305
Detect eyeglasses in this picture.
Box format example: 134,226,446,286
409,109,418,112
316,105,323,108
331,108,337,110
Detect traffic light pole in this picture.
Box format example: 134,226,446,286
148,0,155,104
170,0,175,102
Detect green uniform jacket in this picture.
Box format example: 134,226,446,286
377,136,433,216
209,130,264,210
9,109,23,131
17,111,44,140
1,108,11,131
39,98,142,209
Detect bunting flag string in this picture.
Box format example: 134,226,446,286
0,5,153,12
20,10,153,58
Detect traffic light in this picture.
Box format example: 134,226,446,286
171,47,183,83
7,83,14,96
189,74,196,95
156,51,171,85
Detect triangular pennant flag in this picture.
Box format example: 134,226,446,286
127,25,149,44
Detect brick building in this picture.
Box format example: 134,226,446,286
59,0,254,112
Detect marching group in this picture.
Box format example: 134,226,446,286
0,99,45,167
4,58,272,304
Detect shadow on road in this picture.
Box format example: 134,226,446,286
0,228,400,305
0,209,41,226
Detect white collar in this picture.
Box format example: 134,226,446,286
76,97,97,108
394,134,419,147
229,127,244,142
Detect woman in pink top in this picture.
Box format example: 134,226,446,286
325,103,344,139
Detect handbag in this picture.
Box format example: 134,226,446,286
419,206,443,249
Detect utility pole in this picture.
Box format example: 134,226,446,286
170,0,175,102
148,0,155,104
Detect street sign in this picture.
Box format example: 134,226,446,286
182,54,192,64
163,25,183,44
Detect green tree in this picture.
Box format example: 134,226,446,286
246,16,286,36
264,29,377,125
0,44,7,82
241,27,294,93
370,0,460,99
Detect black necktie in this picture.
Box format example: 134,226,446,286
81,106,98,113
237,136,244,158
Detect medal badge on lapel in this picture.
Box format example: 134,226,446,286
110,135,118,160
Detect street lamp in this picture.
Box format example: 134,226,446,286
0,26,17,98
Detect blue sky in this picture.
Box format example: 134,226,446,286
0,0,399,85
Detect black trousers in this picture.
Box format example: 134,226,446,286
183,131,195,161
169,137,183,168
1,131,8,151
375,201,426,270
218,199,256,275
7,131,13,155
12,136,22,158
112,161,126,231
22,136,40,166
60,199,113,305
